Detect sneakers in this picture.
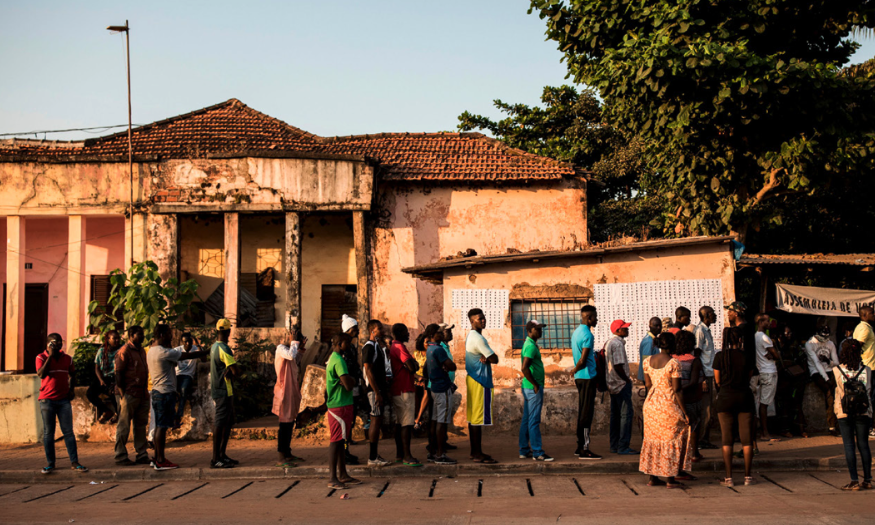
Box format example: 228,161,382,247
426,453,437,463
574,447,582,457
870,428,875,438
617,448,639,455
115,458,136,466
534,454,554,462
862,481,874,490
210,459,235,469
153,459,179,471
368,456,391,467
842,481,861,491
434,455,457,465
135,457,152,466
519,452,534,459
578,450,602,460
223,456,240,466
345,453,360,466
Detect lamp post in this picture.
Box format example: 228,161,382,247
107,20,134,267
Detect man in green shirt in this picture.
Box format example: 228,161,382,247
519,320,552,462
326,333,361,489
210,319,239,469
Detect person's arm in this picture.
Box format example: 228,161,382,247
828,343,840,369
765,342,780,362
415,390,430,425
713,369,722,389
671,376,688,422
611,343,630,383
806,342,828,380
67,359,76,400
521,357,538,393
362,343,382,403
402,347,419,373
476,337,498,364
178,350,210,361
114,351,127,395
95,361,106,386
275,341,301,362
685,359,703,395
339,373,355,391
219,348,240,378
36,353,52,379
572,347,591,374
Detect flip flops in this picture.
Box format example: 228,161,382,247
275,461,296,468
327,481,347,489
71,465,89,473
339,478,362,486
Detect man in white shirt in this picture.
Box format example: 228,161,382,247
754,313,780,442
173,332,200,429
605,320,636,455
694,306,718,449
806,325,839,435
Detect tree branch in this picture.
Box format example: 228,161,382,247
752,168,783,205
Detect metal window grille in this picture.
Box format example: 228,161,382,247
511,298,590,351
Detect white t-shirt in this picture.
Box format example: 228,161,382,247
755,331,777,374
174,345,200,378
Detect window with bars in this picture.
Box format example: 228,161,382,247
511,298,590,352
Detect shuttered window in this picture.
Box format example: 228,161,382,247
321,285,357,343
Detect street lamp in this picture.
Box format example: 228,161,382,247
107,20,134,267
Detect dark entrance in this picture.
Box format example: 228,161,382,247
320,285,357,343
23,283,49,374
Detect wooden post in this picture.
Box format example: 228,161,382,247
5,216,26,371
284,212,302,332
353,211,370,346
757,267,769,314
66,216,86,350
224,213,241,327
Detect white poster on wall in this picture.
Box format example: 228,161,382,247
452,289,510,330
593,279,725,362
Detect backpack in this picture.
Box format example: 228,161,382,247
838,367,870,417
595,342,608,393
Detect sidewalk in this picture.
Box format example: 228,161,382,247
1,426,862,484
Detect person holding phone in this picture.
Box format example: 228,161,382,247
273,328,306,467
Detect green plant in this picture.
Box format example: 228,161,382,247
71,337,100,387
87,260,200,341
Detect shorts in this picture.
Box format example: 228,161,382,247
327,405,354,443
392,392,416,427
214,396,236,427
432,389,453,425
151,391,177,429
756,372,778,406
367,390,391,418
684,400,702,432
465,375,493,426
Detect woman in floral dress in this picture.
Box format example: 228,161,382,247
640,332,693,488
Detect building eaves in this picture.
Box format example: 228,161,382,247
739,253,875,267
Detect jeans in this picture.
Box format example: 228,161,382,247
575,378,597,450
519,387,545,457
115,393,150,462
838,416,873,482
175,374,195,421
609,382,633,452
40,399,78,467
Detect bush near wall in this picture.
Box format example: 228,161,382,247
71,337,100,388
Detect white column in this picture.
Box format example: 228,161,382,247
66,216,86,349
5,216,26,371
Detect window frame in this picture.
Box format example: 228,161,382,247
510,296,591,357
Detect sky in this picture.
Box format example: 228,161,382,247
1,1,874,141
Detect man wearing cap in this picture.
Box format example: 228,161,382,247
806,324,839,435
210,318,240,468
519,320,553,462
606,319,636,455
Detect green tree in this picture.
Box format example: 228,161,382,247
87,260,201,341
458,85,645,199
529,1,875,240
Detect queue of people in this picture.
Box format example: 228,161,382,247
38,304,875,493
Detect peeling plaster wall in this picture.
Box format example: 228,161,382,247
301,214,356,341
370,181,587,335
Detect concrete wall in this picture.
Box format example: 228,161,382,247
301,214,355,342
370,180,588,334
0,374,42,443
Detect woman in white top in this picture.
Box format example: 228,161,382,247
832,338,873,491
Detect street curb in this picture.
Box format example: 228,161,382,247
0,456,848,484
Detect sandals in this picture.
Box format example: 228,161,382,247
675,472,697,481
842,481,861,491
286,454,305,462
861,481,873,490
471,456,498,464
647,479,666,487
327,481,347,489
744,476,757,486
666,482,685,489
71,465,89,473
339,477,362,486
720,478,734,487
275,461,297,468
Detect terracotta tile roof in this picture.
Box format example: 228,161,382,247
0,99,576,182
319,132,575,181
740,253,875,266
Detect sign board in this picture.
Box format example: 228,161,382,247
775,283,875,317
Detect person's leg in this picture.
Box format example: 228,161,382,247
437,422,448,457
220,398,235,459
277,422,293,461
618,382,633,452
469,425,482,458
857,417,873,482
328,441,341,484
575,379,586,453
114,395,132,462
738,412,754,478
699,377,715,446
40,401,57,469
175,375,191,423
581,378,597,452
759,401,770,440
529,387,545,457
132,395,150,461
838,418,858,482
718,412,734,480
56,399,80,467
609,391,621,452
147,393,156,444
519,388,532,457
825,373,838,431
86,384,111,419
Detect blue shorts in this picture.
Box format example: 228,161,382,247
151,391,177,429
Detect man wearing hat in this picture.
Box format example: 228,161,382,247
805,324,839,435
606,319,636,455
210,318,240,468
519,320,553,462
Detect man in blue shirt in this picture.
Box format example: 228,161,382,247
571,305,601,460
638,317,663,384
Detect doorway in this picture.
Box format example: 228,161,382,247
23,283,49,374
320,285,357,343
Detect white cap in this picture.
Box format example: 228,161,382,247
341,314,358,333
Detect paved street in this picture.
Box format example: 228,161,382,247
2,471,874,524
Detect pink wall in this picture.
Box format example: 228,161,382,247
22,218,69,344
83,217,126,335
370,180,588,335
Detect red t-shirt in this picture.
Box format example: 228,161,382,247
389,341,415,396
36,351,74,401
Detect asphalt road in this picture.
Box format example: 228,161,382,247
2,472,874,524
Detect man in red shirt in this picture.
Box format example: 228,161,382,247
36,333,88,474
114,325,151,466
389,323,422,467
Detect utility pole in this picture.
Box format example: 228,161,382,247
107,20,134,267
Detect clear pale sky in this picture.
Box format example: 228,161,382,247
1,1,873,141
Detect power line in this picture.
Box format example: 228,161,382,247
0,124,144,138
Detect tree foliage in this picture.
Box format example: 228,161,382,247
529,0,875,238
458,85,645,198
87,260,200,341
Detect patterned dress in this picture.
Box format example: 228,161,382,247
639,357,692,477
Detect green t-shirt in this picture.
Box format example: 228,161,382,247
521,337,544,389
210,341,237,399
326,351,353,409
